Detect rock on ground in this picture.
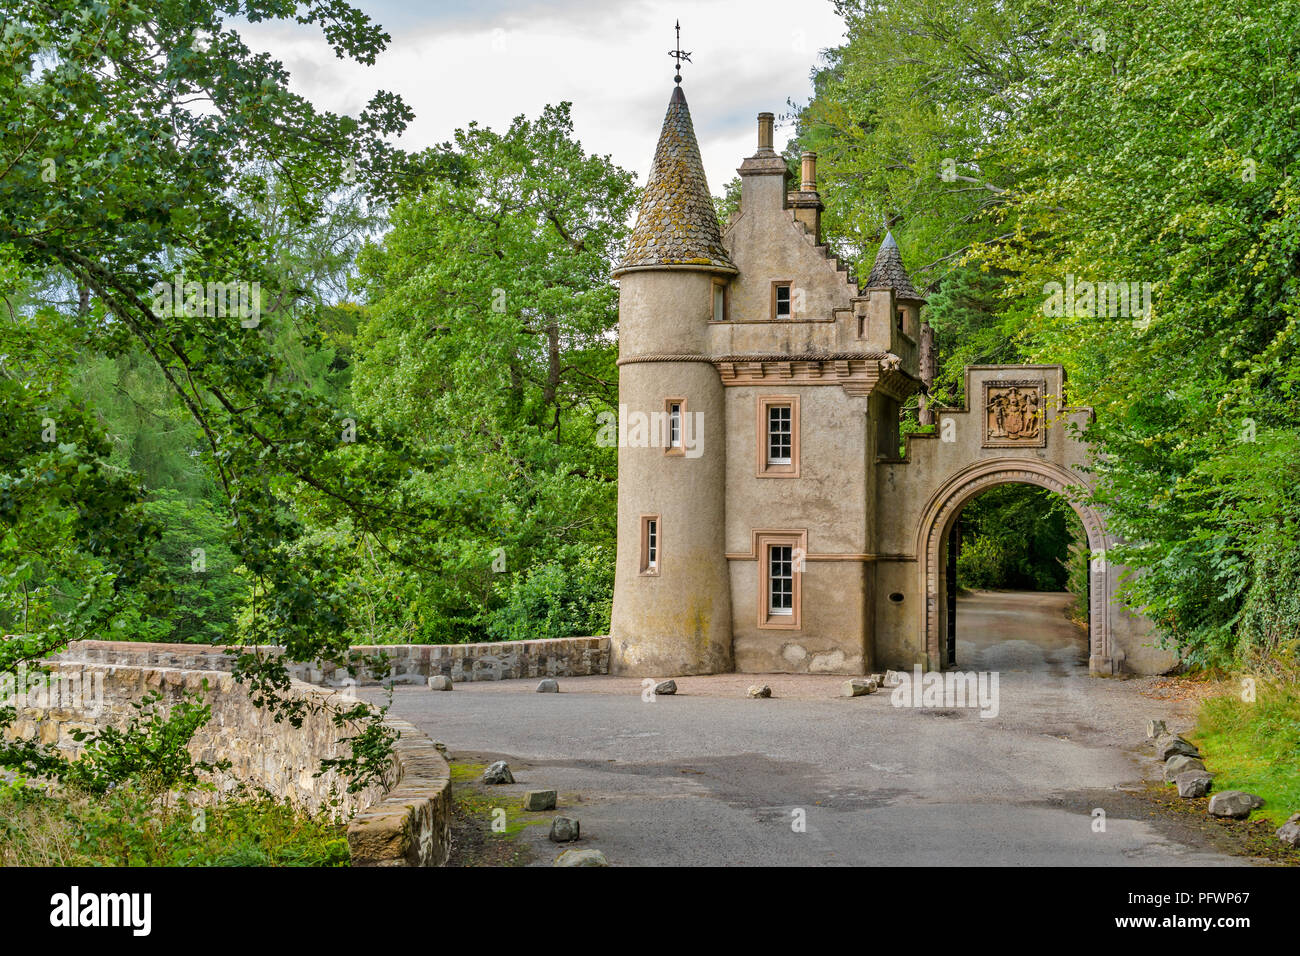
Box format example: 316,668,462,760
1276,813,1300,847
550,816,580,842
1175,770,1214,799
747,684,772,699
523,789,557,811
1155,734,1200,761
554,848,608,867
841,678,878,697
1146,719,1167,739
1207,790,1264,819
482,760,514,785
1163,754,1207,781
653,680,677,696
536,679,559,693
427,675,453,691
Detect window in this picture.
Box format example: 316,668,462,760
712,280,728,322
768,545,794,615
755,530,806,628
640,515,660,575
664,398,685,456
771,281,793,319
756,395,800,477
767,405,791,464
896,308,905,332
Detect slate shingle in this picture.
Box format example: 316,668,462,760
615,86,735,274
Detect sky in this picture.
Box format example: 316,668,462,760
238,0,848,194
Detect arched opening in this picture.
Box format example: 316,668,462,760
937,484,1089,671
916,460,1112,673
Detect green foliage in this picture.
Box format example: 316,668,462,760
1,0,430,788
486,546,613,642
0,778,348,867
339,103,634,644
63,689,228,796
955,484,1083,592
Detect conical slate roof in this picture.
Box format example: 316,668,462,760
865,231,922,300
614,86,736,275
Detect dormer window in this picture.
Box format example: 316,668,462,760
772,281,792,319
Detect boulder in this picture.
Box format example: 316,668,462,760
523,789,557,811
882,671,906,688
549,816,580,842
554,848,608,867
1174,770,1214,798
1163,754,1207,781
426,675,453,691
653,680,677,696
482,760,514,785
1155,734,1200,761
1275,813,1300,847
747,684,772,699
536,678,559,693
841,678,878,697
1207,790,1264,819
1146,719,1167,739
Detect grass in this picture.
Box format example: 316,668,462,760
445,761,545,866
0,778,350,866
1190,677,1300,827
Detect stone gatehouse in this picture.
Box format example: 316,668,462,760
609,81,1169,679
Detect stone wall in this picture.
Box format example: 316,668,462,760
2,656,452,867
56,635,611,686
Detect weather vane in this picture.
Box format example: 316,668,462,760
669,20,691,85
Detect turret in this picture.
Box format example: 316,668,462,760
608,82,736,676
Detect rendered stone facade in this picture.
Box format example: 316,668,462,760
609,84,1171,678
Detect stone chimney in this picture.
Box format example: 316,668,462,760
789,150,823,242
737,111,790,216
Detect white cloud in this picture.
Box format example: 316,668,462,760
238,0,846,194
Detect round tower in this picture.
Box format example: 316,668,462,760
609,83,735,676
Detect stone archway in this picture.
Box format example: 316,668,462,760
914,459,1113,674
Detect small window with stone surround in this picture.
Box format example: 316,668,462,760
771,281,793,319
757,395,800,477
640,515,660,575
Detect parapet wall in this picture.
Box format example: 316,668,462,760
56,635,611,685
3,653,453,867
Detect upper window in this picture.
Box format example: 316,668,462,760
664,398,685,456
896,308,905,332
712,280,728,322
767,405,792,464
756,395,800,477
771,281,792,319
640,515,660,575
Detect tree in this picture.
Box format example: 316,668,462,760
345,104,635,643
1,0,435,784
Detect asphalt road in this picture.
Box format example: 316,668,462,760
370,591,1244,866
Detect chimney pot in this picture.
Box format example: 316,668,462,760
801,151,817,192
757,112,774,151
